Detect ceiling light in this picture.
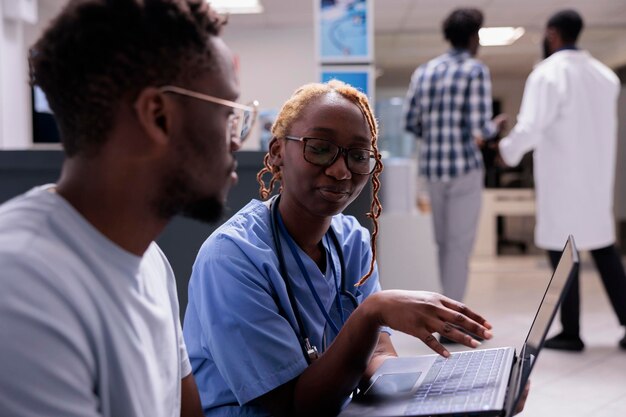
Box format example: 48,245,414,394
208,0,263,14
479,27,525,46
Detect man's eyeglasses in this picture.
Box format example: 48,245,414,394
159,85,259,142
284,136,377,175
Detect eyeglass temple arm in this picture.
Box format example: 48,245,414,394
159,85,258,112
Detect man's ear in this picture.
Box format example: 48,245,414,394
268,136,284,166
546,27,559,46
134,87,170,147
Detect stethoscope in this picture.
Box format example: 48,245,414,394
270,194,359,364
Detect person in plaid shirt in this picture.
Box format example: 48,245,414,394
404,8,506,344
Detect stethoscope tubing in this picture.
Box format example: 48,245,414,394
269,195,358,363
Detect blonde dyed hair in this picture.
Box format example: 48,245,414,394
256,80,383,286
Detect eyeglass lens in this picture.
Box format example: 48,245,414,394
303,138,375,174
228,107,255,142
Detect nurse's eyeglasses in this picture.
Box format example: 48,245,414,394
159,85,259,143
284,136,377,175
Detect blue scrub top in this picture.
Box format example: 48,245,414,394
183,199,386,416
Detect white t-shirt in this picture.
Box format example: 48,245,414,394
0,185,191,417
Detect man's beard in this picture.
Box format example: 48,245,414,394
154,168,224,224
179,197,224,223
543,37,552,59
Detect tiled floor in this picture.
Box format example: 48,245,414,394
389,255,626,416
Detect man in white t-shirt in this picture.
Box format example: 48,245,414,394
0,1,255,416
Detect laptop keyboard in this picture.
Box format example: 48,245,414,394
404,348,507,415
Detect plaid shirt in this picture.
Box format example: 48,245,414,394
404,49,497,181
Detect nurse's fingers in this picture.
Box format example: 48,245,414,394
440,298,493,338
440,298,491,327
439,322,482,348
417,330,450,358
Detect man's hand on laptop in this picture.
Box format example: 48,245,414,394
364,291,493,357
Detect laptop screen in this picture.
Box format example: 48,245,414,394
523,236,578,358
509,235,578,414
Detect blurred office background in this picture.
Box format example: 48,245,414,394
2,1,626,415
3,0,626,251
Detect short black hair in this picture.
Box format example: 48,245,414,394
29,0,226,157
547,9,584,44
443,8,483,49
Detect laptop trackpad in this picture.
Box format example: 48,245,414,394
364,372,422,397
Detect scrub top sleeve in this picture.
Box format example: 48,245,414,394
188,250,308,406
0,260,100,417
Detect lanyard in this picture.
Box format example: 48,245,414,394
275,208,345,336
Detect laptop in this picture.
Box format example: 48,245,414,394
339,235,579,417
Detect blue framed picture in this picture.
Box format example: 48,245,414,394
315,0,373,64
320,65,374,101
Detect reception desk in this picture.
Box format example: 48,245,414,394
474,188,536,257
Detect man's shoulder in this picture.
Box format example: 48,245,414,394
418,53,487,75
0,186,50,217
420,52,453,68
531,50,618,85
582,52,620,86
0,186,142,310
0,187,59,259
460,55,489,75
0,216,99,337
0,197,91,300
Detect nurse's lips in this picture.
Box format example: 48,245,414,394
318,186,350,201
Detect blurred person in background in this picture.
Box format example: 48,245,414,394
499,9,626,352
404,9,506,344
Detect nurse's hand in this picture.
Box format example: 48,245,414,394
364,290,493,357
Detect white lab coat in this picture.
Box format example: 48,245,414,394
499,50,620,250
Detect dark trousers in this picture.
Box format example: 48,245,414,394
548,244,626,336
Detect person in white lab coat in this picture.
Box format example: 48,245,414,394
499,9,626,352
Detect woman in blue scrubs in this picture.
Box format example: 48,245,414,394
183,80,495,416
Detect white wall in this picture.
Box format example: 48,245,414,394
3,5,318,150
0,6,32,149
0,0,58,149
224,27,316,111
223,26,316,149
0,5,4,147
596,35,626,71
